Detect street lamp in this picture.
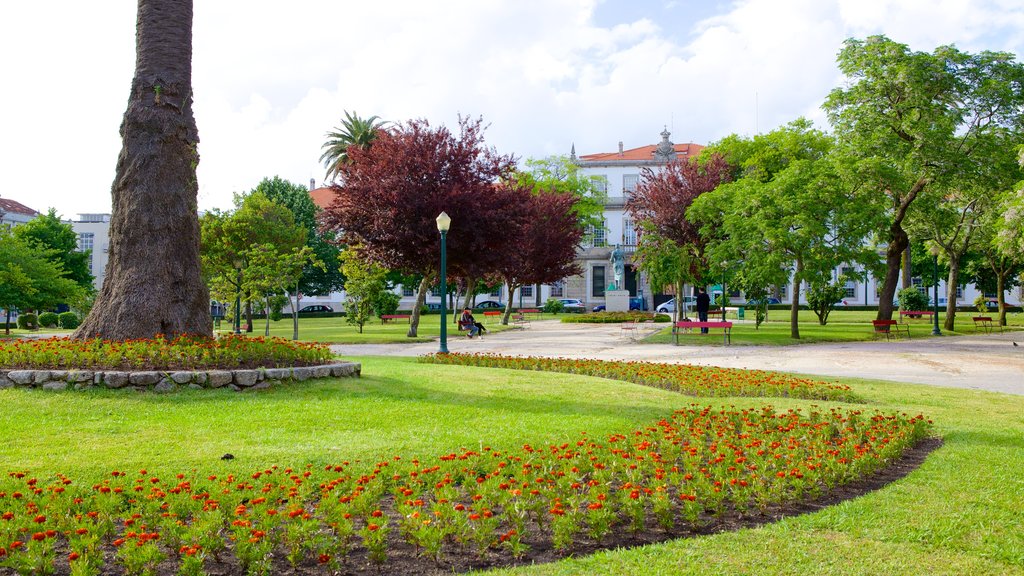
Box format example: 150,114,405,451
929,244,941,336
721,261,729,345
436,212,452,353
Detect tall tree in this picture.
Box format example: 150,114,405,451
13,209,93,292
0,229,83,334
625,153,732,322
692,120,879,339
74,0,209,340
824,36,1024,321
253,176,344,297
492,185,583,324
320,111,388,182
515,155,606,234
320,116,519,337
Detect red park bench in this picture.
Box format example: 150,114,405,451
872,319,910,340
482,310,502,323
972,316,997,332
899,310,934,321
380,314,411,324
673,320,733,345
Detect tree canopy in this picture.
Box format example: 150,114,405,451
320,111,388,182
0,228,83,333
13,209,94,292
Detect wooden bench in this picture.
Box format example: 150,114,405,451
512,313,531,328
380,314,411,324
899,310,934,322
973,316,997,332
673,321,733,345
482,310,502,323
873,320,910,340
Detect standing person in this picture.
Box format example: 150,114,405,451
460,307,481,338
695,287,711,334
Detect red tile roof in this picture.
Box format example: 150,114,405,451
579,142,704,162
309,187,336,210
0,197,39,217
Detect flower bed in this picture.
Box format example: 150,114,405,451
0,335,332,371
420,353,860,402
0,406,930,575
561,311,671,323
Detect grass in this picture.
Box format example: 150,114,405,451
645,309,1024,346
1,356,1022,573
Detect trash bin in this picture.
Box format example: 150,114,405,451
737,307,745,320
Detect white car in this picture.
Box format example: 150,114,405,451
655,296,697,314
558,298,585,311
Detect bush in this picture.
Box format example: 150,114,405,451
897,287,929,311
543,298,565,314
973,294,989,313
561,311,670,324
58,311,81,329
38,312,60,328
373,291,401,317
16,313,38,330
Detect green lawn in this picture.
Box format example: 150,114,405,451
1,357,1022,574
645,309,1024,346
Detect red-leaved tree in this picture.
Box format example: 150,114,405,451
491,185,583,324
319,117,518,337
625,154,732,320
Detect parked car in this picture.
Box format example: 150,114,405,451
298,304,333,314
655,296,697,314
558,298,585,311
592,296,645,312
474,300,504,309
746,297,781,306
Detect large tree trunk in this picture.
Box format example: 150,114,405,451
73,0,209,340
901,245,912,289
876,224,909,321
790,259,802,340
502,283,518,325
997,273,1006,327
407,276,431,337
943,258,960,332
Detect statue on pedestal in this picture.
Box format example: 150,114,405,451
609,244,625,291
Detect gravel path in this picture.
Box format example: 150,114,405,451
331,320,1024,395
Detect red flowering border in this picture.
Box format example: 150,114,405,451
0,406,930,574
420,353,860,402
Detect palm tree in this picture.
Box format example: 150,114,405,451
320,111,388,181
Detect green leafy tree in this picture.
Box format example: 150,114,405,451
320,111,388,182
897,287,929,311
339,246,390,333
824,36,1024,321
0,228,83,334
242,243,320,337
806,279,849,326
13,209,94,292
515,155,606,235
253,176,345,297
693,120,879,339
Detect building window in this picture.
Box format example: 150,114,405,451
402,286,414,297
490,287,501,297
622,218,636,246
777,285,788,299
77,232,94,253
956,286,963,299
549,281,564,297
841,267,856,298
590,220,606,247
520,285,533,298
623,174,640,195
592,266,606,298
590,175,608,194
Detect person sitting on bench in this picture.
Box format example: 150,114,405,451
460,308,483,338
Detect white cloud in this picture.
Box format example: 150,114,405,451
1,0,1021,216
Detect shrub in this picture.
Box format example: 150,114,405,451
973,294,989,313
897,287,929,311
373,291,401,317
16,313,38,330
543,298,565,314
58,311,81,329
38,312,60,328
562,311,670,324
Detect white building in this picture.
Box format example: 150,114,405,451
0,196,39,228
69,214,111,292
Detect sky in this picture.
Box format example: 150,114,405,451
3,0,1023,218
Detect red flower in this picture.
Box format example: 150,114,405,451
68,551,80,561
367,523,380,531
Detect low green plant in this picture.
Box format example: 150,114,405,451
16,313,38,331
543,298,565,314
58,311,80,329
898,287,929,311
38,312,59,328
973,294,989,313
561,311,670,324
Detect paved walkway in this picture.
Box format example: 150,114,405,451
331,320,1024,396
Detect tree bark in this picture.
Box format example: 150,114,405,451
407,276,430,337
245,301,253,333
502,283,518,325
996,273,1006,326
790,259,802,340
73,0,209,340
901,245,912,289
876,224,909,321
943,258,960,332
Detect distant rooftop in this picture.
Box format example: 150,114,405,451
0,196,39,217
578,128,704,164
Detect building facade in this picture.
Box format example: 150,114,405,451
0,196,39,228
69,214,111,292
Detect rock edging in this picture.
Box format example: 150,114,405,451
0,362,360,393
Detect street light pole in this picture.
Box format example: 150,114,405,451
721,261,728,345
234,261,242,335
930,246,941,336
436,212,452,353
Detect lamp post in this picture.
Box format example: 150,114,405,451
930,245,941,336
436,212,451,353
233,259,243,335
721,261,728,345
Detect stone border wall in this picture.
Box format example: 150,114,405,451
0,362,360,392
